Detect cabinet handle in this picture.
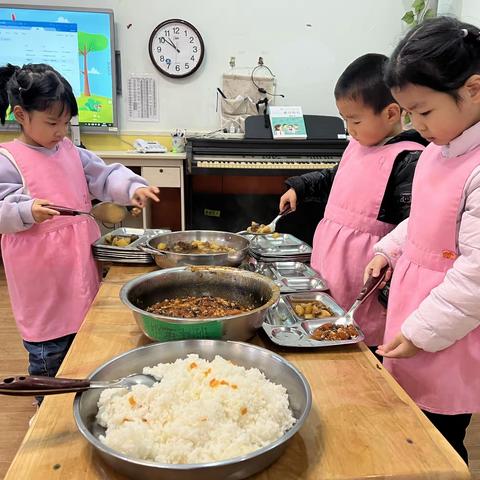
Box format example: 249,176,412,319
158,168,164,173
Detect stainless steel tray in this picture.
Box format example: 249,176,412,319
263,295,365,347
93,228,171,251
250,252,311,264
241,233,312,260
93,255,154,264
92,228,170,263
249,233,312,256
253,262,327,293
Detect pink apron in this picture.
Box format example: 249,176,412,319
311,139,424,346
1,138,101,342
384,144,480,415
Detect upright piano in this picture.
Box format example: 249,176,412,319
185,115,348,243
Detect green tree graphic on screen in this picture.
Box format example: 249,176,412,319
78,32,108,96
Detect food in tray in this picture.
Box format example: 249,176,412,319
96,354,295,463
146,295,254,318
310,322,359,341
292,300,333,319
104,234,139,247
247,221,272,234
155,240,235,254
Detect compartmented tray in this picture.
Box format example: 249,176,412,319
253,261,327,293
93,228,169,250
242,233,312,263
263,293,365,347
92,228,171,263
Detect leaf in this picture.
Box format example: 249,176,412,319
412,0,425,14
77,32,108,55
402,11,415,24
424,8,436,19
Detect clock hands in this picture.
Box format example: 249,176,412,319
164,37,180,53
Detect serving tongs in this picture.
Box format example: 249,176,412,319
334,266,389,326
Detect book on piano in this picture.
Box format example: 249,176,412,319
269,106,307,140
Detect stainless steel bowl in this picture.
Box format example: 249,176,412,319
73,340,312,480
141,230,250,268
120,266,280,342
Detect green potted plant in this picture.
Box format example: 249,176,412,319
400,0,438,129
402,0,437,27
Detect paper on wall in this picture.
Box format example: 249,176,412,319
127,74,159,121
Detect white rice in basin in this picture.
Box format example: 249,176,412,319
96,354,296,464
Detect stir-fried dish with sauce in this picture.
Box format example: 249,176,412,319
147,295,253,318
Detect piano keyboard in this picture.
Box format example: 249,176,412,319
194,156,339,170
196,160,336,169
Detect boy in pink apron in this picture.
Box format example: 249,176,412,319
0,64,159,402
365,17,480,464
280,54,427,349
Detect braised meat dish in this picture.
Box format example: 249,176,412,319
146,296,254,318
155,240,235,254
291,300,333,319
104,234,138,247
246,222,272,234
311,322,359,341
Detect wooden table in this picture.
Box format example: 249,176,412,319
5,266,471,479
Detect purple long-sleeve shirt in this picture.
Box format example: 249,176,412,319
0,140,147,234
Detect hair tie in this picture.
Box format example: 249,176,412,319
461,28,468,38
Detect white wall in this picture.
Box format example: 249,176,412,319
5,0,411,133
461,0,480,24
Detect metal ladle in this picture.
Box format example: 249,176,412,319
334,266,389,326
0,373,157,396
242,207,293,236
49,201,130,224
265,207,293,232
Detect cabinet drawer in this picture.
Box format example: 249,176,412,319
142,166,181,188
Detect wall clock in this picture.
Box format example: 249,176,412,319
148,19,205,78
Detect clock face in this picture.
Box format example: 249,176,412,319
148,19,204,78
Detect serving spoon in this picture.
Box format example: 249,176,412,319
0,373,157,396
244,207,293,236
49,201,133,224
265,207,293,232
334,266,389,326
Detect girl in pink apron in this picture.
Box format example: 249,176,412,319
0,64,159,400
365,17,480,464
280,54,426,348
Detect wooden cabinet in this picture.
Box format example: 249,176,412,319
96,152,185,230
142,166,181,188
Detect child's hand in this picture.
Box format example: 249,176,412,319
32,199,60,223
376,332,421,358
364,254,391,288
131,186,160,208
279,188,297,212
130,207,142,217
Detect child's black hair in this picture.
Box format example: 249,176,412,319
0,63,78,125
385,16,480,101
334,53,397,114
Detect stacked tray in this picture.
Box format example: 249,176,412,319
250,261,327,293
92,228,171,263
243,233,312,263
263,292,365,347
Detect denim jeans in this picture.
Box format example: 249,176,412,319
23,333,76,403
